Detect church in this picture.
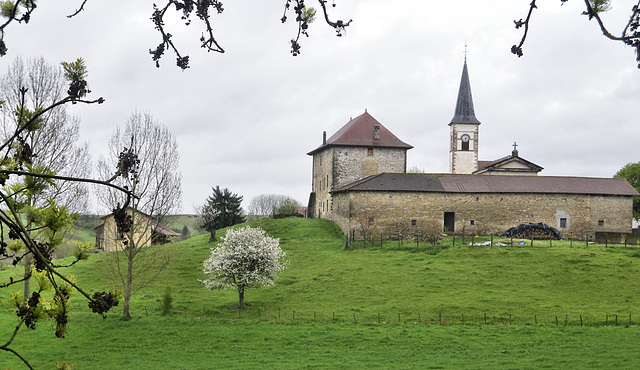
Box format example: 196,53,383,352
307,61,638,240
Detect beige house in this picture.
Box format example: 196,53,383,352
94,208,179,252
307,60,639,240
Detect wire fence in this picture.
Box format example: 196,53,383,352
152,306,638,328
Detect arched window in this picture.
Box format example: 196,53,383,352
461,134,470,151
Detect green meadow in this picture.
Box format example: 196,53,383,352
2,217,640,368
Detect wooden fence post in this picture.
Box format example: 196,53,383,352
378,312,381,324
585,235,588,248
490,234,493,246
353,312,357,324
484,312,487,325
534,314,537,326
580,315,583,326
570,234,573,248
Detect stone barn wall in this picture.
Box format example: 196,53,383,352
330,190,634,240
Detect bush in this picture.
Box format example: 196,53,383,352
160,286,173,316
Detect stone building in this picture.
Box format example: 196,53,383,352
94,208,179,252
307,61,638,239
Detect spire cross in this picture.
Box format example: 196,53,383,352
513,142,518,151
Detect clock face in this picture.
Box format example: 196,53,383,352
461,135,470,143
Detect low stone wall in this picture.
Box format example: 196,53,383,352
595,232,640,245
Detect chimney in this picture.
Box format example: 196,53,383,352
323,131,326,145
373,125,380,141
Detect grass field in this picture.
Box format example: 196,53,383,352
2,217,640,368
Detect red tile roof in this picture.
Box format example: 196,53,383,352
307,111,412,155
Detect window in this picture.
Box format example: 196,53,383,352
470,220,475,226
411,219,417,227
560,218,567,228
598,220,605,226
368,217,375,225
367,148,374,156
461,134,470,151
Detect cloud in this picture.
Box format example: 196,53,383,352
4,0,639,213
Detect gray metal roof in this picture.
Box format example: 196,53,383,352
334,173,639,196
449,61,481,125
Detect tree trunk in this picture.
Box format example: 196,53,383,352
21,255,32,306
122,249,134,320
209,229,217,242
238,286,245,309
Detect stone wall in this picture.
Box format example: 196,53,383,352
310,146,407,219
333,147,406,188
311,148,335,219
330,190,634,240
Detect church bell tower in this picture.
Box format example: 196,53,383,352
449,59,481,174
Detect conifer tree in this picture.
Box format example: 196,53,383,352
199,186,245,241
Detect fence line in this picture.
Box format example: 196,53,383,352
170,307,637,327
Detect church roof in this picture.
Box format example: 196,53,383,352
307,111,413,155
474,150,543,174
333,173,639,197
449,61,481,125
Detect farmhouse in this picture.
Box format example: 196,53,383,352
94,208,179,252
307,61,638,239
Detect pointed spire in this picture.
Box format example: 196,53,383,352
449,60,481,125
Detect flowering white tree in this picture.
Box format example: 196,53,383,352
200,226,287,308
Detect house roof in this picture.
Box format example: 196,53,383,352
449,61,481,125
307,111,413,155
474,150,543,174
333,173,639,196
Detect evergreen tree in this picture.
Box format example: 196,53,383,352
199,186,245,241
181,225,190,240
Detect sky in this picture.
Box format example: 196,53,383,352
3,0,640,214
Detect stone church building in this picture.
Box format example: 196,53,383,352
307,61,638,239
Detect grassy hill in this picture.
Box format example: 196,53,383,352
2,217,640,368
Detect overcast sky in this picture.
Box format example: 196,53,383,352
3,0,640,214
